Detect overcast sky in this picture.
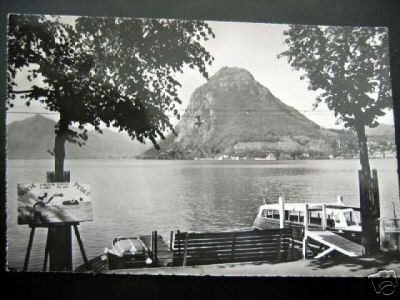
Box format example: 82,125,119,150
7,17,395,130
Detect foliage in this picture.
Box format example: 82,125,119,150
278,25,392,130
279,25,392,177
8,15,215,149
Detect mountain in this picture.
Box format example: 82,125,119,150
7,115,151,159
144,67,354,159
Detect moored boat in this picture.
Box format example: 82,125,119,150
253,196,362,244
104,236,153,269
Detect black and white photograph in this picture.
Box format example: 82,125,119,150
5,12,400,280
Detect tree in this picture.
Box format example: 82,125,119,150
278,25,391,179
8,15,215,179
279,25,392,254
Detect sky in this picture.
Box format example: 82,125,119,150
7,17,395,130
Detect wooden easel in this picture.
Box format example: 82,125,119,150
23,170,91,271
23,222,90,271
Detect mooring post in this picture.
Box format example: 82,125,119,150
304,203,309,231
183,233,189,266
151,231,154,258
279,196,285,229
302,204,309,259
170,231,174,251
154,230,158,262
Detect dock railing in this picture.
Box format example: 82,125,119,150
171,228,300,266
379,218,400,252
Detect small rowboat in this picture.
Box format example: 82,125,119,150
104,236,152,269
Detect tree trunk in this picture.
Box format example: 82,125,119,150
355,123,380,254
49,117,72,271
54,119,68,181
355,124,371,178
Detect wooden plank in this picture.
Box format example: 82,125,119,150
314,247,335,259
175,232,292,244
181,236,286,247
184,243,284,254
175,228,289,240
185,253,280,265
185,244,281,255
176,240,285,253
306,230,364,257
174,238,290,248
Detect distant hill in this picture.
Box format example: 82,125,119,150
143,67,357,159
7,115,151,159
366,124,395,137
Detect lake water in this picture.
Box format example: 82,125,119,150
6,159,400,271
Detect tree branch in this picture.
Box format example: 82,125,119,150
9,90,35,94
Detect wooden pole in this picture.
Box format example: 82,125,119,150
170,231,174,251
302,235,308,259
154,230,158,262
302,204,309,259
177,230,181,253
183,233,189,266
73,224,89,270
304,204,309,231
47,171,72,271
23,227,36,271
43,228,51,271
321,204,327,230
279,196,285,229
150,231,154,258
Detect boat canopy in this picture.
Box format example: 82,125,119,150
259,202,360,212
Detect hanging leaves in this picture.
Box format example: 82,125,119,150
8,15,215,149
279,25,392,130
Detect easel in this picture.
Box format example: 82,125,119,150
23,221,90,271
23,170,90,271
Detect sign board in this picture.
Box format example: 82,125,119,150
18,182,93,225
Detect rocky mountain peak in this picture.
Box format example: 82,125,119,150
144,67,335,159
209,66,255,83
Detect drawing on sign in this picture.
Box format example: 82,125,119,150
17,182,93,225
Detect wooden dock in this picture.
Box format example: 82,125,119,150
172,228,300,266
139,233,173,267
303,230,365,259
75,233,173,272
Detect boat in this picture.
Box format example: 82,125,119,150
104,236,152,270
253,196,362,244
62,199,80,205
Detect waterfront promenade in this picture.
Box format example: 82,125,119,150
104,253,400,277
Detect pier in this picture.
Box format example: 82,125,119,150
75,228,301,272
303,230,365,259
139,232,173,267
